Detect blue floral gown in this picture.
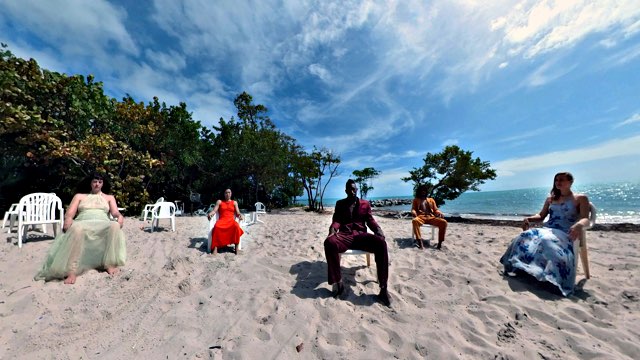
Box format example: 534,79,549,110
500,199,578,296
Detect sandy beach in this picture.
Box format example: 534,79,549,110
1,208,638,359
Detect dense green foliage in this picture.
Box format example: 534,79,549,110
402,145,497,205
352,167,380,199
0,45,340,213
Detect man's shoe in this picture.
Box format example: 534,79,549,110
436,241,443,250
332,282,345,298
377,288,392,307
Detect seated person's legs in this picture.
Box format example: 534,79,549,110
351,233,391,306
351,233,389,288
412,216,426,248
428,217,448,249
324,234,351,286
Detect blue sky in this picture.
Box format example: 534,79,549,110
2,0,640,199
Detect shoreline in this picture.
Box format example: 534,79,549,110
369,209,640,232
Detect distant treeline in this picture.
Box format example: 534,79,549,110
0,44,339,214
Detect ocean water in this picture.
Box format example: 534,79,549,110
311,182,640,224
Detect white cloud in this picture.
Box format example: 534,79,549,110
523,58,576,87
495,125,556,143
2,0,138,57
497,0,640,58
144,49,187,73
605,43,640,66
493,134,640,174
613,113,640,128
308,63,333,84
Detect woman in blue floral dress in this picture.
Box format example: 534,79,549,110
500,172,590,296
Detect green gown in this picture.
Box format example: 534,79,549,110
35,193,126,281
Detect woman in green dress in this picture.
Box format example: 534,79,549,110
35,173,126,284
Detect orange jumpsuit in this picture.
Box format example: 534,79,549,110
411,197,447,242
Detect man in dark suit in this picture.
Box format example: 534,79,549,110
324,179,391,307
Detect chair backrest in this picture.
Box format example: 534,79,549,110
153,202,176,217
18,193,64,224
255,202,266,213
6,203,19,213
156,197,165,203
588,202,596,228
580,202,597,243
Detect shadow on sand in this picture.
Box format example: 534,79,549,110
504,270,592,301
289,260,382,306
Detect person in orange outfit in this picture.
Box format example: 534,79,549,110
207,189,244,254
411,185,448,249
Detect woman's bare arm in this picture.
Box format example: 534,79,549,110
63,194,83,231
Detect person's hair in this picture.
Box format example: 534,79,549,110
220,188,233,200
550,172,574,200
91,172,105,181
415,184,428,197
345,179,356,189
77,172,110,193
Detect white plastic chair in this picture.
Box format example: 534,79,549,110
574,202,596,279
142,197,164,222
150,201,176,232
1,203,21,233
17,193,64,248
206,212,243,253
410,222,436,247
242,212,256,226
174,200,184,216
341,249,373,267
254,202,266,223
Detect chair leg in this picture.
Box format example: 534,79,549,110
18,225,24,248
365,253,371,267
7,215,16,233
580,246,590,279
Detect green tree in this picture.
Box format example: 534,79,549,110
0,44,162,212
299,147,341,212
352,167,381,199
0,44,331,214
203,92,304,209
402,145,497,205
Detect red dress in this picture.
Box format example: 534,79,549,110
211,200,244,248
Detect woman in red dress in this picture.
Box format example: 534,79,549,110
207,189,244,254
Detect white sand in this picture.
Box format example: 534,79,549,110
1,208,638,359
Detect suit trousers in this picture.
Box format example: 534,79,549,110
412,215,447,242
324,231,388,287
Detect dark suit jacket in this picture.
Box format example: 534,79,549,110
330,197,384,237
